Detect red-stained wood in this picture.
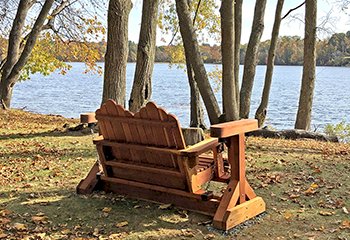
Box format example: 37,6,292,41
78,100,266,231
231,133,246,204
168,113,186,149
210,119,258,138
76,161,101,194
213,145,225,179
213,180,240,229
159,108,177,148
107,101,129,161
141,103,166,167
100,176,219,216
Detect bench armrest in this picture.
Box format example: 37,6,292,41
210,119,258,138
180,138,219,157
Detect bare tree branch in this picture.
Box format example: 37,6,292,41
282,1,305,20
7,0,55,82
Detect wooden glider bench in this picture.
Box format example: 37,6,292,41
77,100,265,230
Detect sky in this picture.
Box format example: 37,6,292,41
128,0,350,45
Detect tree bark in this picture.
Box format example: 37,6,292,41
185,0,206,128
175,0,221,124
239,0,267,119
220,0,239,121
186,61,206,128
129,0,158,112
234,0,242,105
0,0,54,108
255,0,284,127
0,0,32,109
102,0,132,106
295,0,317,130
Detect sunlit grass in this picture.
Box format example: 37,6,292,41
0,109,349,239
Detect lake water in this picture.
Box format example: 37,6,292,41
11,63,350,130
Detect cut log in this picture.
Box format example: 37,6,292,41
182,127,205,145
247,128,338,142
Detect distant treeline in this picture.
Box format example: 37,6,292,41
145,32,349,66
3,32,349,66
132,32,350,66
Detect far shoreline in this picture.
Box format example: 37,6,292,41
68,61,350,68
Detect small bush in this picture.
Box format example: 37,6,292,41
324,121,350,142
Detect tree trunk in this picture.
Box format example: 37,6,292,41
186,62,206,128
220,0,239,121
129,0,158,112
0,0,32,109
0,0,54,108
295,0,317,130
0,80,15,109
102,0,132,106
175,0,221,124
255,0,284,127
234,0,242,105
184,0,206,128
239,0,267,119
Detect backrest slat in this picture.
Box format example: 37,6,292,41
97,103,123,162
95,100,187,170
143,102,176,168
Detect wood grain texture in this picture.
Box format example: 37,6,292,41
210,119,258,138
79,100,266,231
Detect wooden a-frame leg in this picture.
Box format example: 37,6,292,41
213,133,266,230
77,143,110,195
76,161,101,194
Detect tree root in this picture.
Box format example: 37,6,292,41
247,128,338,142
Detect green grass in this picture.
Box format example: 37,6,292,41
0,109,349,239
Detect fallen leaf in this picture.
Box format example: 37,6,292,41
31,215,48,223
319,211,335,216
204,233,216,239
313,225,325,231
0,209,11,216
93,228,99,237
304,187,316,195
283,211,293,220
158,203,172,210
342,207,349,214
340,219,350,229
0,218,11,224
102,207,112,213
197,220,212,226
13,222,27,231
289,194,300,199
115,221,128,228
133,205,141,209
0,233,8,239
61,229,71,234
310,183,318,189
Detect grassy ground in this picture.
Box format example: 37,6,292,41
0,109,349,239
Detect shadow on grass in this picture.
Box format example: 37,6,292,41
0,129,93,141
1,188,214,238
0,146,96,160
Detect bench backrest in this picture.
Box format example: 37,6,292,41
96,99,186,169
